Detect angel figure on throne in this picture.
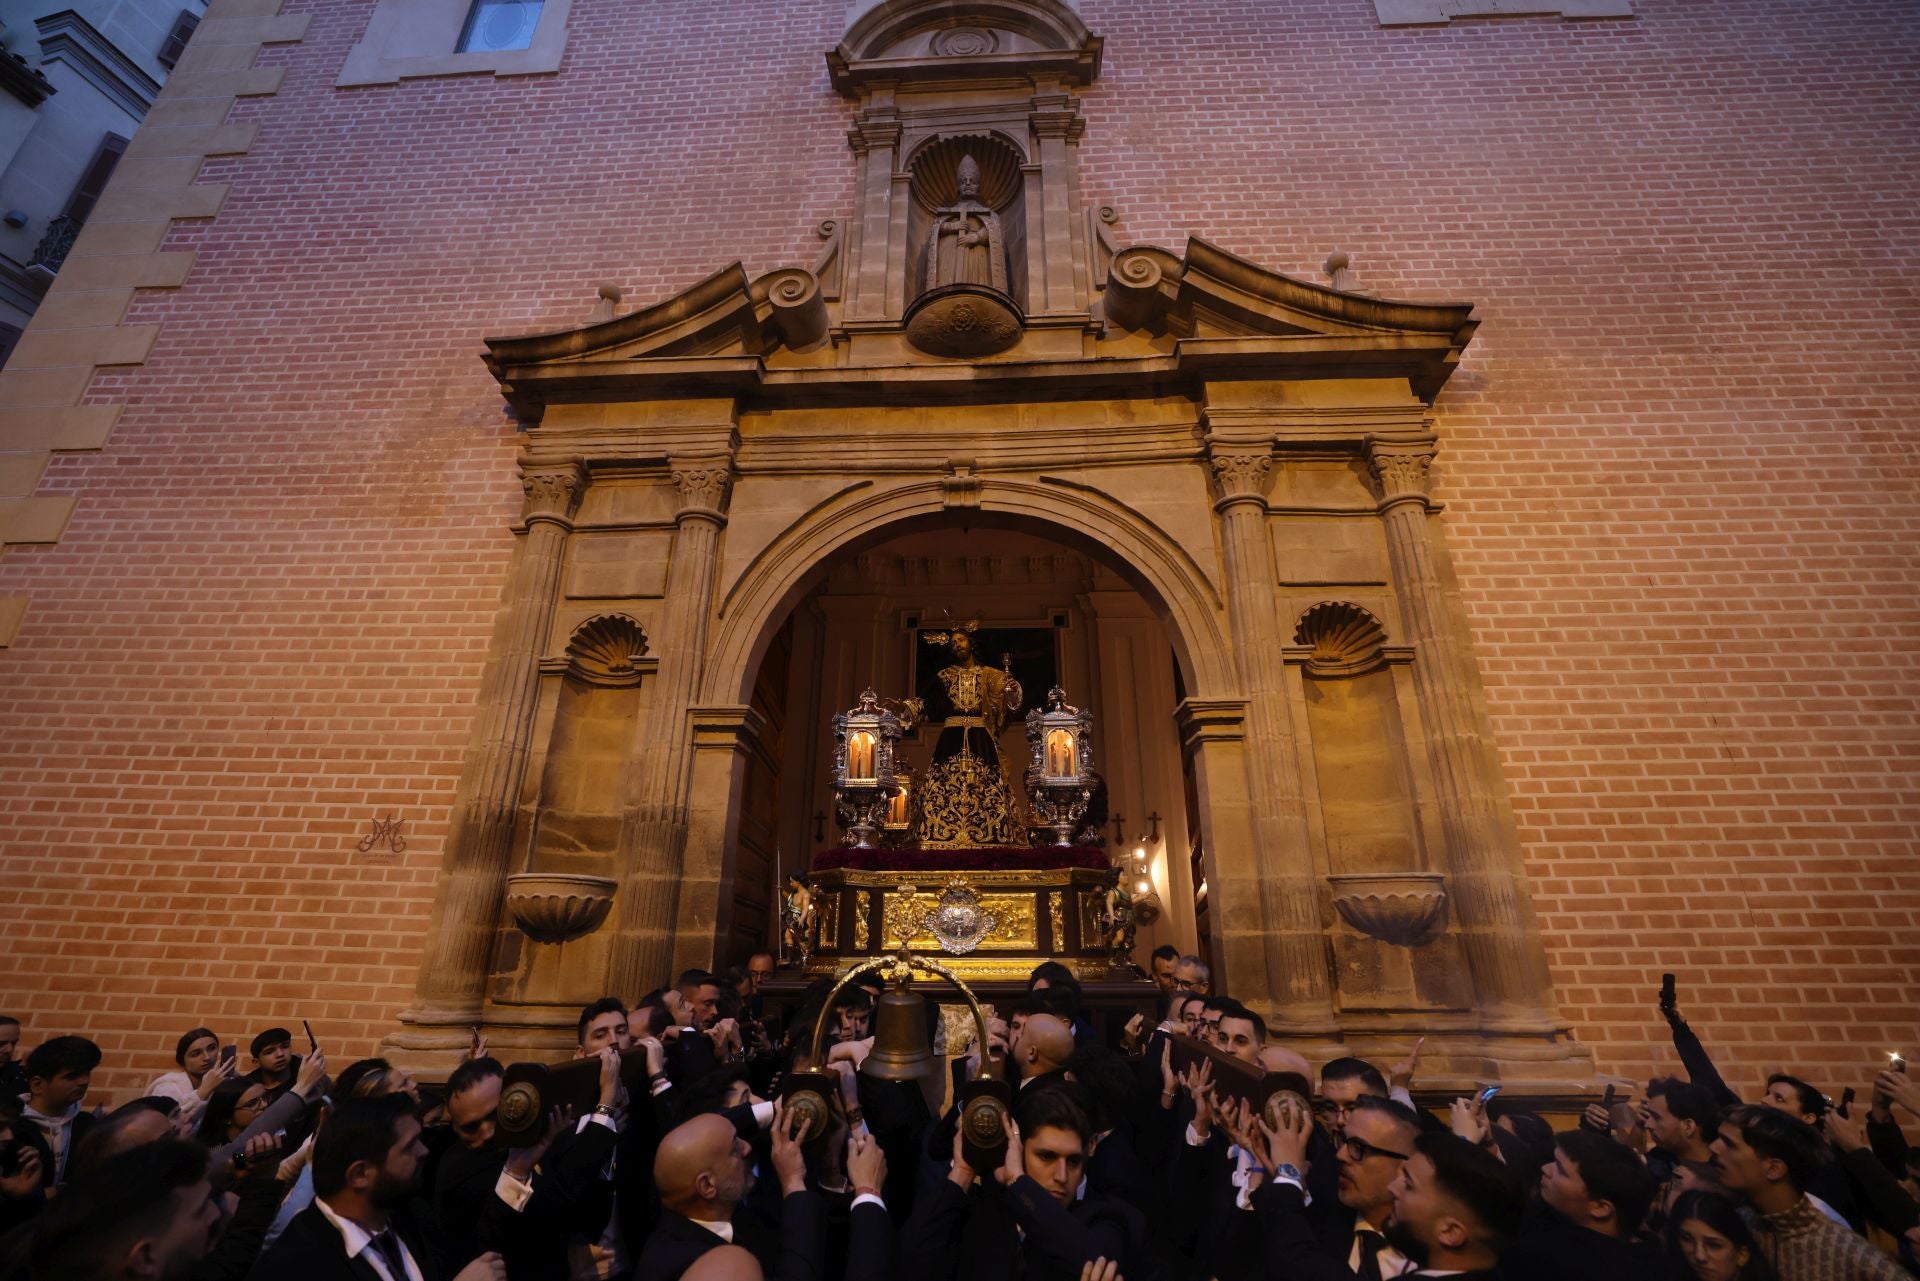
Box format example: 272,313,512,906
917,621,1024,848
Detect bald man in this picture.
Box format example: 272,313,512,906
636,1107,824,1281
1259,1045,1313,1079
1009,1013,1074,1090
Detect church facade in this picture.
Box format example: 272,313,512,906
0,0,1914,1103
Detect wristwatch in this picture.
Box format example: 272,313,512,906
593,1103,618,1117
1273,1162,1305,1185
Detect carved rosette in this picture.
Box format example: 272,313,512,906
670,458,734,523
1367,441,1436,508
1208,450,1274,510
520,463,586,524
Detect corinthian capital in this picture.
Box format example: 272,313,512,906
671,457,735,520
521,462,586,523
1367,439,1437,505
1208,449,1274,508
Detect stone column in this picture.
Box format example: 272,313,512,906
403,461,584,1028
1367,435,1558,1023
604,456,733,998
1207,445,1338,1029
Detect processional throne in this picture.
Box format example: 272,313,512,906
786,622,1138,980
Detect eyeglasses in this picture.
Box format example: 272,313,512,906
235,1096,266,1112
1340,1134,1411,1162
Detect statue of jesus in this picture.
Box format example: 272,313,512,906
917,621,1024,847
921,154,1009,296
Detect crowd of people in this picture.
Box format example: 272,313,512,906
0,945,1915,1281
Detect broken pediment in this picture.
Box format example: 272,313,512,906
480,237,1478,418
828,0,1101,95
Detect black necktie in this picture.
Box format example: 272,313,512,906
1355,1227,1389,1281
368,1228,409,1281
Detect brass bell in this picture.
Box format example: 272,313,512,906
861,981,936,1081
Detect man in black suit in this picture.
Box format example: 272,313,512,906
27,1138,224,1280
1246,1093,1427,1281
435,1051,620,1281
637,1101,822,1281
249,1094,506,1281
1380,1131,1524,1279
899,1085,1140,1281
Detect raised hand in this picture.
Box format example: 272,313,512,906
196,1055,235,1098
1184,1060,1216,1137
1121,1013,1146,1052
294,1048,328,1099
948,1124,979,1190
506,1106,572,1181
847,1128,888,1196
0,1145,42,1199
596,1046,621,1110
1581,1102,1612,1132
1256,1101,1312,1176
996,1116,1026,1186
1824,1103,1868,1153
452,1252,508,1281
1080,1259,1124,1281
769,1100,810,1195
1449,1095,1491,1146
1389,1036,1426,1093
235,1132,280,1184
468,1026,489,1061
1875,1069,1920,1118
638,1036,665,1079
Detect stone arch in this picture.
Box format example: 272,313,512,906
701,477,1233,708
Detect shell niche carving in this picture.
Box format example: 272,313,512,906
1294,601,1387,676
1328,872,1448,948
503,872,617,944
565,614,648,684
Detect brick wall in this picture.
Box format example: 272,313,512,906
1,0,1915,1104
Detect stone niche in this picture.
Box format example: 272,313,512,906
1288,602,1469,1013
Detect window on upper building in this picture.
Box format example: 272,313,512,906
157,9,202,69
337,0,572,87
457,0,544,53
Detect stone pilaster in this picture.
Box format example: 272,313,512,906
402,460,584,1028
1207,444,1338,1029
847,117,901,321
1029,101,1084,315
604,455,734,997
1367,435,1559,1023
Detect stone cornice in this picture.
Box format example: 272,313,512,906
36,9,162,117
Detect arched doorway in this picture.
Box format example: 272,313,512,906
719,520,1201,966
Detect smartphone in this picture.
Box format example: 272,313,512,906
1838,1087,1856,1118
302,1020,318,1054
1892,1052,1907,1074
1602,1083,1617,1110
1659,973,1676,1011
220,1043,237,1066
1477,1085,1501,1106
